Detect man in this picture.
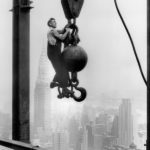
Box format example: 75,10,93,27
47,18,72,95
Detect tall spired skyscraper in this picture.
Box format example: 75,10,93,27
118,99,133,147
34,48,52,135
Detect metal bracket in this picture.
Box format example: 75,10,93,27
20,1,33,11
10,1,33,12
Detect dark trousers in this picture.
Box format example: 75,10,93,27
47,42,69,87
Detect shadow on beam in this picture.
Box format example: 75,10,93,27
0,139,44,150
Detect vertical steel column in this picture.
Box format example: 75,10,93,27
147,0,150,149
12,0,32,143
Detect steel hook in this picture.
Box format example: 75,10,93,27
72,87,86,102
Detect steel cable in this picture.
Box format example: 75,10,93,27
114,0,147,86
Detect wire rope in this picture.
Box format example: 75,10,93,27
114,0,147,86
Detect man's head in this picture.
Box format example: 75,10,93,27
47,18,57,28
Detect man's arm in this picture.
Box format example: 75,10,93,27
57,23,71,34
57,28,65,34
53,29,69,41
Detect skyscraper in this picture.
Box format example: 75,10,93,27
93,115,107,150
86,123,94,150
118,99,133,147
81,127,88,150
110,115,119,145
34,49,52,136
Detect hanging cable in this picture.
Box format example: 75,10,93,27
114,0,147,86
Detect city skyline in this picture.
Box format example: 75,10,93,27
0,1,147,149
30,50,146,149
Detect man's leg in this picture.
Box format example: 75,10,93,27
49,57,62,88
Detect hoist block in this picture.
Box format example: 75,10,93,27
62,45,88,72
61,0,84,19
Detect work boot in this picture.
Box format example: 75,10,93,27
50,81,59,88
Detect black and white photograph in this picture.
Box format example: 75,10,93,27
0,0,147,150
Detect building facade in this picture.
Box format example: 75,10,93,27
118,99,133,147
33,49,52,137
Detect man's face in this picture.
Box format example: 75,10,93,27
50,19,57,28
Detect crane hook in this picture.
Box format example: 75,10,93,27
71,86,87,102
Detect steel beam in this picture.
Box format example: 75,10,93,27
12,0,32,143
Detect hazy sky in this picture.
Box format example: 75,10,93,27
0,0,147,120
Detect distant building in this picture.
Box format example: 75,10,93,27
81,127,88,150
33,49,52,136
94,135,104,150
95,113,114,135
52,130,69,150
81,105,90,127
94,113,114,148
93,122,106,150
81,123,94,150
93,124,106,135
68,116,79,150
95,113,107,125
86,123,94,150
75,127,84,150
110,115,119,145
93,113,118,149
118,99,133,147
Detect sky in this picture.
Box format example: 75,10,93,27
0,0,147,122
